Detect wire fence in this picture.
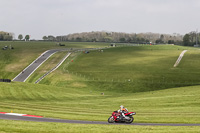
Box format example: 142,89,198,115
34,46,111,84
63,70,200,86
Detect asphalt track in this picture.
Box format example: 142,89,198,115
1,114,200,126
12,49,62,82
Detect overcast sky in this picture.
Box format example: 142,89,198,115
0,0,200,39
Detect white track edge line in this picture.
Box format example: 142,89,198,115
35,52,71,83
23,51,57,82
12,50,50,81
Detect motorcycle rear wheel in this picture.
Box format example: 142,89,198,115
108,116,115,123
125,116,134,124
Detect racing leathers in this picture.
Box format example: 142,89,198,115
117,108,128,120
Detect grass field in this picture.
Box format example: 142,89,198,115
1,119,200,133
40,45,200,92
1,81,200,124
0,41,109,79
1,42,200,132
0,82,200,132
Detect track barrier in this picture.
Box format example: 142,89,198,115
0,79,11,82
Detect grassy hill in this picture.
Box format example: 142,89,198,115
1,42,200,132
0,81,200,124
39,45,200,92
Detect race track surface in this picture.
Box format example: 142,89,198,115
12,49,61,82
1,114,200,126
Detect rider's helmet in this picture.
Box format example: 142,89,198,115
120,105,124,110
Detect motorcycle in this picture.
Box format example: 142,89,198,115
108,110,136,124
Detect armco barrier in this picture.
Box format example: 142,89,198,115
0,79,11,82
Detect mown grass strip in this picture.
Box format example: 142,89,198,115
1,81,200,123
0,119,200,133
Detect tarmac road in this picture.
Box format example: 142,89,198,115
1,114,200,126
12,49,62,82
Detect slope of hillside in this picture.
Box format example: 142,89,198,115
56,45,199,92
1,43,200,132
0,81,200,124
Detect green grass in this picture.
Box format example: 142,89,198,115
1,42,200,132
62,45,200,92
1,81,200,124
1,119,200,133
1,82,200,132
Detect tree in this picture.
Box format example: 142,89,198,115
168,40,175,44
3,35,13,41
104,37,113,42
159,34,165,43
155,39,160,44
189,31,196,43
18,34,23,40
76,37,82,42
127,38,132,43
91,38,97,42
0,34,3,40
183,34,191,46
54,31,183,43
140,38,145,43
119,38,126,42
47,35,56,41
25,35,30,41
43,36,48,40
0,31,13,41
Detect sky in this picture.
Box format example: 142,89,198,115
0,0,200,39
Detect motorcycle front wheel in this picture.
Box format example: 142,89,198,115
125,116,134,124
108,116,115,123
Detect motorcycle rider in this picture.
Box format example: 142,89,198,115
118,105,128,120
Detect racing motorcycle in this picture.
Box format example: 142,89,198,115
108,110,136,124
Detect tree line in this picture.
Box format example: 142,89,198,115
183,31,200,46
54,31,183,44
18,34,30,41
0,31,30,41
2,30,200,46
0,31,13,41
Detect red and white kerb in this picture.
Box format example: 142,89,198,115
0,112,43,118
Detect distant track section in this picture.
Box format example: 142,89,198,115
12,49,66,82
173,50,188,67
12,47,106,82
35,52,71,84
34,47,107,83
